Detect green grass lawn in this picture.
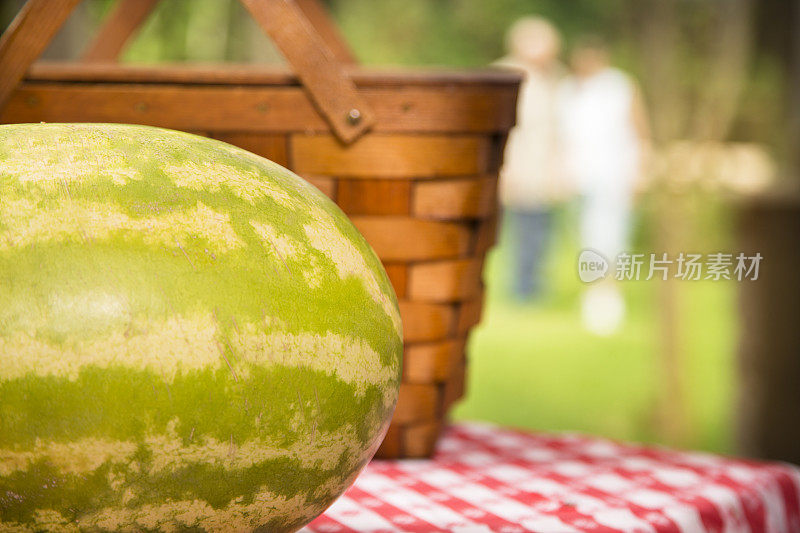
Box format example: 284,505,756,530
451,204,737,454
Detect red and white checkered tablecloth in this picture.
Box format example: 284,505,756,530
304,423,800,533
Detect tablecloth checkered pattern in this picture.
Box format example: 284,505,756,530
303,423,800,533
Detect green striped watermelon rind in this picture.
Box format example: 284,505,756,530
0,123,402,532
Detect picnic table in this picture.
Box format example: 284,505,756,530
304,423,800,532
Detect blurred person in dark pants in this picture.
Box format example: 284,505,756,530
496,18,569,301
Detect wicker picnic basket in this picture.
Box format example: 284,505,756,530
0,0,519,458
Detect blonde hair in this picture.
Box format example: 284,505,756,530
506,17,561,60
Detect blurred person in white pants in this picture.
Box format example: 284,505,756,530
496,18,569,301
558,37,650,334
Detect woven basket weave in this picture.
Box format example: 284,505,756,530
0,0,520,458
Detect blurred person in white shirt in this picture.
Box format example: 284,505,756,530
496,17,570,301
558,36,650,334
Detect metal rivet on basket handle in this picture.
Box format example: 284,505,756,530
0,0,375,144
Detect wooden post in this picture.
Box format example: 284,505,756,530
735,191,800,463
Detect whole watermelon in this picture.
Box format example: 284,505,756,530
0,124,402,532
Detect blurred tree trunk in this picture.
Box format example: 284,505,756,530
753,0,800,178
638,0,683,143
635,0,755,447
735,0,800,464
639,0,754,142
790,0,800,178
691,0,753,141
637,0,688,447
736,195,800,464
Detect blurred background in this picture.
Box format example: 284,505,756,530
2,0,798,460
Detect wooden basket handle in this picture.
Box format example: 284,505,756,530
0,0,373,143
